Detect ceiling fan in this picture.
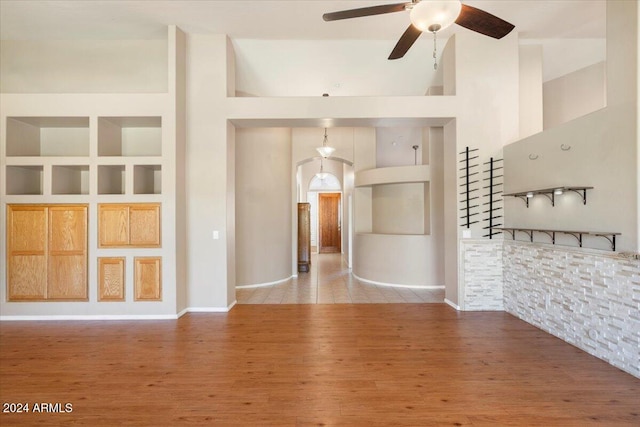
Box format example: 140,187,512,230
323,0,515,60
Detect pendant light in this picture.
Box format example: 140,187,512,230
316,158,328,180
316,128,335,158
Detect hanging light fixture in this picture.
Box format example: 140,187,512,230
409,0,462,70
316,158,328,180
316,128,335,158
409,0,462,33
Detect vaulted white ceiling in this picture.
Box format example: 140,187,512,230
0,1,605,41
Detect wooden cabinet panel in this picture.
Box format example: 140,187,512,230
129,204,160,247
48,255,87,299
99,203,160,248
7,204,87,301
9,206,47,253
48,206,87,300
98,257,125,301
134,257,161,301
98,204,129,247
7,206,48,300
8,256,47,300
49,206,87,252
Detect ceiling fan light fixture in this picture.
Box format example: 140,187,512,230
410,0,462,33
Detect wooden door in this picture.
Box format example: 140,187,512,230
48,205,88,299
98,204,129,247
7,205,48,300
318,193,341,254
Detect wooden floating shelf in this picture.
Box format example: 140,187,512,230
491,227,620,251
503,186,593,207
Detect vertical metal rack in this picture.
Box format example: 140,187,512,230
482,157,503,238
459,147,480,228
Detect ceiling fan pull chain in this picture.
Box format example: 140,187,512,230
432,30,438,70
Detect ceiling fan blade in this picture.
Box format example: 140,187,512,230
323,2,409,21
455,4,515,39
388,24,422,60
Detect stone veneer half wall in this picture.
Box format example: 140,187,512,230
502,241,640,378
461,240,504,311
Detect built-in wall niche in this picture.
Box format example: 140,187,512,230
134,165,162,194
52,165,89,195
6,166,43,195
98,117,162,157
371,182,427,235
6,117,90,157
98,165,125,195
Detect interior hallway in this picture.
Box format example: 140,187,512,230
237,253,445,304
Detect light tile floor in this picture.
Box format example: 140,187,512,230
237,253,445,304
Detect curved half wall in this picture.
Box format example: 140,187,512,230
353,233,444,288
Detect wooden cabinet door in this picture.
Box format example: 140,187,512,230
99,204,129,247
7,205,48,300
48,206,87,300
129,204,160,247
134,257,161,301
98,257,125,301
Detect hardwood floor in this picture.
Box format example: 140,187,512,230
237,253,445,304
1,305,638,426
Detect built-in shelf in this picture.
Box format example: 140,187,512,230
6,166,43,195
98,116,162,157
134,165,162,194
98,165,125,195
504,186,593,207
492,227,620,251
6,117,90,157
52,165,90,195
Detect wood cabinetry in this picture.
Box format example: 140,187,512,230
7,204,87,301
99,203,160,248
298,203,311,273
98,257,125,301
134,257,161,301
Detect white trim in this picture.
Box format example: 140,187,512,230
352,273,445,290
444,298,460,310
0,314,180,321
0,302,239,321
185,300,237,313
236,276,294,289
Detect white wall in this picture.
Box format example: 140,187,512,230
519,45,543,139
376,127,423,167
232,39,447,97
504,1,638,253
235,127,292,286
543,61,606,129
0,40,168,93
186,34,236,310
372,183,425,235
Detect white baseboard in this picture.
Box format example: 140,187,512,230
0,314,180,321
235,276,294,289
444,298,460,310
1,301,239,321
352,273,445,290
